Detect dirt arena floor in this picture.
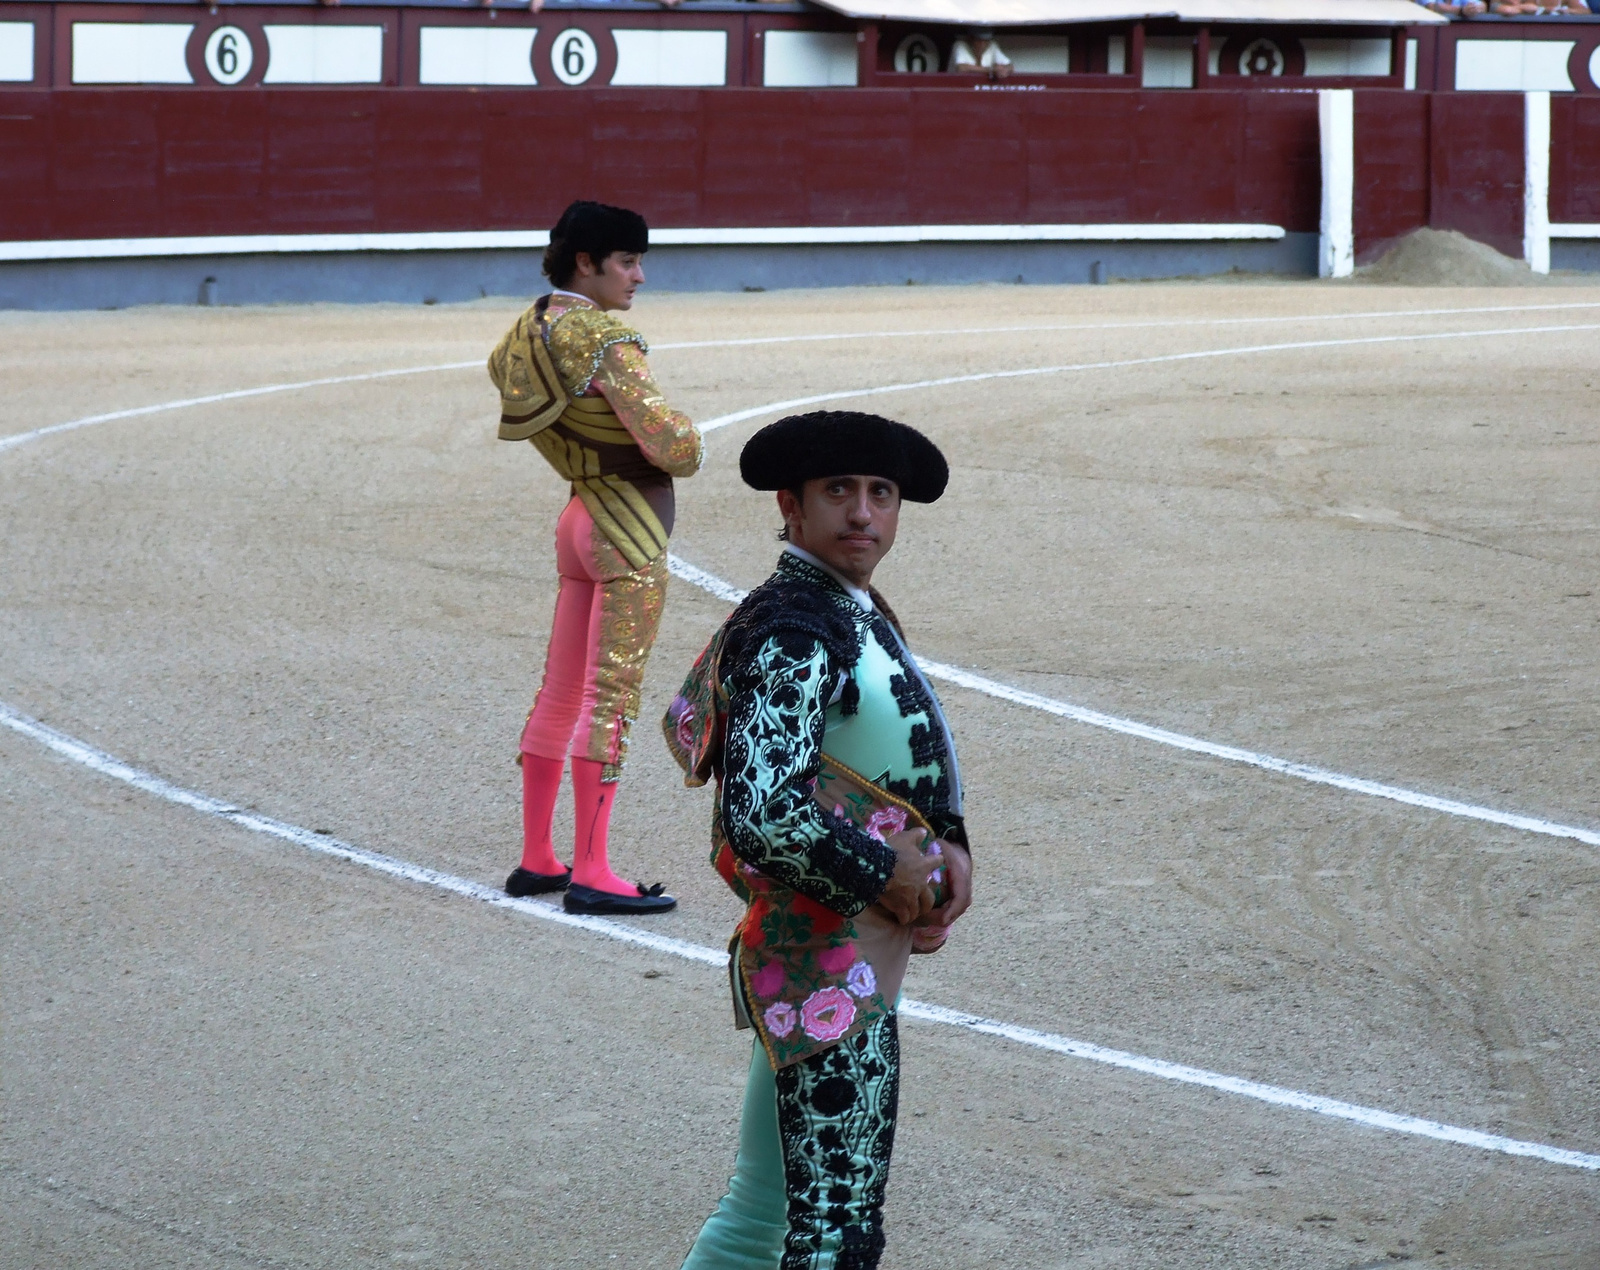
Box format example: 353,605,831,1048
3,281,1599,1270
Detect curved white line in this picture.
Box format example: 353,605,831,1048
6,303,1600,454
651,299,1600,352
3,698,1594,1173
0,361,481,454
5,321,1596,847
663,554,1600,850
695,322,1600,434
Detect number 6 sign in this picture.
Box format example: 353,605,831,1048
203,25,254,85
549,28,597,85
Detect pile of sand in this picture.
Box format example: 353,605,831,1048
1357,228,1538,286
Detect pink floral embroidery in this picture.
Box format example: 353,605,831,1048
845,960,877,998
832,803,849,819
800,987,856,1043
673,703,696,752
817,941,857,975
863,806,907,842
750,961,787,999
763,1001,797,1038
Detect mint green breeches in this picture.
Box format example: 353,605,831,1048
680,1042,787,1270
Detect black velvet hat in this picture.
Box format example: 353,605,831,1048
739,410,949,503
549,200,649,259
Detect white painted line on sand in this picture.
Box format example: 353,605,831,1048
6,318,1597,850
2,697,1595,1173
0,700,725,969
693,322,1600,434
6,308,1598,454
917,659,1600,847
0,361,481,454
665,556,1600,850
652,300,1600,352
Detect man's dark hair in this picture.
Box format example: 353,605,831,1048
776,484,805,541
543,201,649,288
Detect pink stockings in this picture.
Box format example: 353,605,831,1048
518,498,667,895
518,755,622,894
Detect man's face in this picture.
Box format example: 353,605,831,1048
777,474,901,588
573,250,645,310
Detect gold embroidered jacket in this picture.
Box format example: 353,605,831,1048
489,293,702,569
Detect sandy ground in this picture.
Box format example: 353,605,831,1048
2,282,1599,1270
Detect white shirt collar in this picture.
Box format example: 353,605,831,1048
784,544,874,612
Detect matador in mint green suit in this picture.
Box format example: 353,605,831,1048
664,411,967,1270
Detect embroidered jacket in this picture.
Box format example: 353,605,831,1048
488,293,702,570
664,551,966,1068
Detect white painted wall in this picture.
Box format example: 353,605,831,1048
763,30,857,87
1404,38,1417,89
1107,35,1126,75
1004,36,1070,75
611,29,727,86
419,27,536,86
1318,88,1354,279
72,23,194,84
1142,37,1193,89
1303,38,1392,77
0,21,33,82
262,25,384,85
1455,40,1574,92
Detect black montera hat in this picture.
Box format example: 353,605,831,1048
739,410,949,504
549,200,649,258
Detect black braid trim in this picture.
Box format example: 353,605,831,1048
719,576,861,683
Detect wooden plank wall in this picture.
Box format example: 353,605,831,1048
1551,94,1600,225
0,87,1320,241
3,86,1595,254
1356,91,1600,263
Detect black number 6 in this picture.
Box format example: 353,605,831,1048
217,33,237,76
563,37,585,78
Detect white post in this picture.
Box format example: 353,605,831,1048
1319,89,1355,279
1524,90,1551,276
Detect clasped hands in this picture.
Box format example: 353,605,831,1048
874,828,972,928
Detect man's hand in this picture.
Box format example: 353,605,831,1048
922,841,971,927
875,828,941,925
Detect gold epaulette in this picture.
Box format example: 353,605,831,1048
487,304,568,442
545,306,648,397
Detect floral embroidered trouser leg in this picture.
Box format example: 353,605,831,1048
681,1015,899,1270
775,1012,900,1270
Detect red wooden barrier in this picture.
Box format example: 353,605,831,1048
3,85,1591,259
1427,92,1523,259
1551,95,1600,226
0,87,1321,242
1352,90,1428,264
1354,89,1525,263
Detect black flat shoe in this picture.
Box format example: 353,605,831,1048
563,882,676,916
505,866,572,897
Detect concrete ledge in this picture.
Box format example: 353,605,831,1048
0,223,1288,263
1552,240,1600,272
0,237,1321,310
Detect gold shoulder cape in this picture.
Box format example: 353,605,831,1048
485,302,647,441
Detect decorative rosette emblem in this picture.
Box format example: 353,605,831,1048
799,987,857,1043
844,960,877,999
863,806,907,842
763,1000,798,1038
